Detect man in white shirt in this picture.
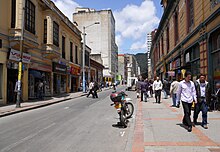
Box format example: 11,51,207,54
177,71,197,132
153,77,163,104
170,78,179,107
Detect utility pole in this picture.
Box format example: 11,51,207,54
16,6,25,108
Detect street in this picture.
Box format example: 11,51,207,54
1,86,220,152
0,86,137,152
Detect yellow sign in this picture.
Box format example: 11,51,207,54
181,69,186,78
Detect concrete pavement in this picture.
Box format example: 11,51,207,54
0,87,110,118
132,96,220,152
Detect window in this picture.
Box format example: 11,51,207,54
43,19,47,43
62,36,65,59
186,0,194,32
166,26,170,52
25,0,35,34
75,45,78,64
11,0,16,28
0,39,2,48
174,11,179,45
53,21,59,47
70,42,73,62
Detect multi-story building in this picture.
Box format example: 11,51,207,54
125,54,139,77
0,0,82,105
73,8,118,83
150,0,220,88
118,54,128,84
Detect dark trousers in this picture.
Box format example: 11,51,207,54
155,90,161,103
182,101,193,127
87,89,94,97
141,91,144,101
193,99,208,125
93,90,98,98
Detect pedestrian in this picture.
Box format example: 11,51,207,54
153,77,163,104
193,74,211,129
177,71,197,132
87,81,94,98
93,81,99,98
170,78,179,107
162,78,169,99
136,78,141,98
212,82,220,110
149,79,153,97
38,80,44,100
143,78,149,102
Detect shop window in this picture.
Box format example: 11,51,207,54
186,0,194,32
62,36,65,59
43,19,47,44
70,42,73,62
75,45,78,64
25,0,35,34
11,0,16,28
53,21,59,47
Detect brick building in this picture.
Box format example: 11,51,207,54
150,0,220,88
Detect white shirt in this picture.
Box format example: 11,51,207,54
170,81,179,94
153,80,163,91
177,80,197,103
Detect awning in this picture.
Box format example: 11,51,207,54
29,70,42,79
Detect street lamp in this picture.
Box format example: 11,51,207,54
82,22,100,93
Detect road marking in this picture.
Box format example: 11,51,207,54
0,123,56,152
120,131,125,137
64,107,69,109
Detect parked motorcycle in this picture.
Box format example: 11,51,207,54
110,91,134,127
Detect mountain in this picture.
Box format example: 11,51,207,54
135,53,148,78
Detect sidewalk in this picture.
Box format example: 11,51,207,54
132,96,220,152
0,87,110,118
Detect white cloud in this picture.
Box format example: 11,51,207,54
113,0,160,52
52,0,80,20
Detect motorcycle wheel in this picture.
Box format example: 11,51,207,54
120,110,128,128
125,102,134,119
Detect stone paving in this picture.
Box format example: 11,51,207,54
132,97,220,152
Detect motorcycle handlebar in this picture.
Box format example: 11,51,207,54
110,103,114,106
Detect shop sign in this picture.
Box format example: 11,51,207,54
167,71,175,76
185,52,190,63
9,49,31,63
30,63,52,72
53,62,67,74
70,65,80,76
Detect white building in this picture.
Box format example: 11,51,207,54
147,33,152,79
73,8,118,82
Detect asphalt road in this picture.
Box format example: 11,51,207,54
0,86,137,152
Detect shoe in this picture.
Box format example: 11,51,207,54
170,105,175,107
176,104,180,108
193,120,198,125
202,124,208,129
188,126,192,132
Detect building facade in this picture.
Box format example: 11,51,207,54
73,8,118,83
150,0,220,88
0,0,82,105
118,54,128,84
125,54,139,77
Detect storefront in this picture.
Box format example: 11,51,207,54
184,44,200,81
28,63,52,99
53,62,67,95
208,26,220,89
0,64,3,102
69,64,80,92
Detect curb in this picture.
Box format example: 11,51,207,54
0,93,87,118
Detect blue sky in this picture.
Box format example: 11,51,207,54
52,0,163,54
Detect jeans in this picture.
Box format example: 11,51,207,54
172,93,177,106
182,101,193,127
155,90,162,103
163,90,168,99
193,99,208,125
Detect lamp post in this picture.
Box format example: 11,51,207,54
82,22,100,93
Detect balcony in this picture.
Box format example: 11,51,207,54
42,43,61,59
